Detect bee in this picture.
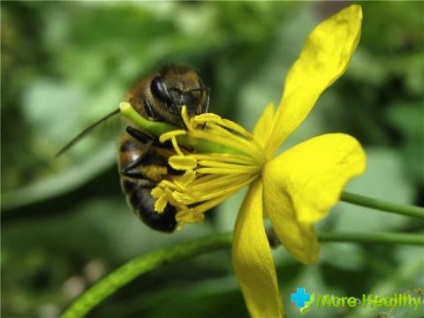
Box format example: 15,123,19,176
119,65,209,232
57,65,210,232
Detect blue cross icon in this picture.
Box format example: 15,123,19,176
290,288,311,308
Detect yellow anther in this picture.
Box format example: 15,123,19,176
169,156,197,170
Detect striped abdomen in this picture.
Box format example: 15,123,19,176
119,136,177,232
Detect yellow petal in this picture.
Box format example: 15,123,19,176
263,133,366,264
252,101,275,149
232,179,283,318
266,5,362,156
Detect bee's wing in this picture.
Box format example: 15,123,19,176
55,108,120,157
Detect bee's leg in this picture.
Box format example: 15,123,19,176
126,126,170,148
126,126,155,144
123,157,179,180
143,99,156,119
120,157,145,179
119,136,151,179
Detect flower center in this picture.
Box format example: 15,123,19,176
151,106,266,229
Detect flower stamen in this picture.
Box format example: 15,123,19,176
152,106,265,228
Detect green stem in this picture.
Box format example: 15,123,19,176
60,231,423,318
60,233,233,318
341,191,424,220
319,232,424,245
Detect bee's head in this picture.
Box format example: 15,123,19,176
130,65,209,128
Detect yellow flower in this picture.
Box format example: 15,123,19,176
125,4,365,318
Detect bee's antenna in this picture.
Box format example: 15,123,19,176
55,108,120,157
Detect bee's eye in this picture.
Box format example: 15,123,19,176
151,76,172,104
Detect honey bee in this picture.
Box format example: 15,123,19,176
57,65,210,232
119,65,209,232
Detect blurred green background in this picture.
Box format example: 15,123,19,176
2,1,423,318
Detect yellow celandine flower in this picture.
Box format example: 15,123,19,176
150,5,365,318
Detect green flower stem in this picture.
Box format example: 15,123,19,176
61,231,423,318
319,232,424,245
341,191,424,220
61,233,233,318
